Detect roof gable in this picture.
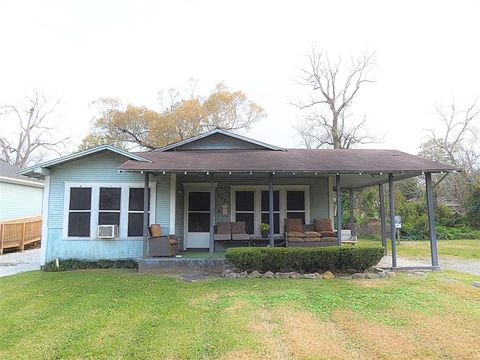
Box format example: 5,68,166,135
18,144,150,178
155,129,284,152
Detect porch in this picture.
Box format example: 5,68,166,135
138,170,442,270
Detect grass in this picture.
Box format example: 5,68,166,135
359,238,480,260
1,269,479,359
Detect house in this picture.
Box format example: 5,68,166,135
19,129,457,268
0,160,43,221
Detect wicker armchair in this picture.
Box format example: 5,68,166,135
147,224,181,257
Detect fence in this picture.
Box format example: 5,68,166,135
0,216,42,254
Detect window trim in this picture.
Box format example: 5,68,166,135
63,182,156,240
230,185,310,236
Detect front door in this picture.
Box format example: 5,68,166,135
185,191,211,248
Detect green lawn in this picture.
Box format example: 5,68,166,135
1,270,479,359
359,239,480,260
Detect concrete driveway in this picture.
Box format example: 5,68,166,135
0,248,41,277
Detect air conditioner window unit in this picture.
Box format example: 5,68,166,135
97,225,119,239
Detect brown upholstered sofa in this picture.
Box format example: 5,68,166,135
214,221,250,251
285,218,338,247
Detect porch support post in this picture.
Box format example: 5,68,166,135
268,172,274,247
209,174,215,254
388,173,397,268
349,189,355,237
378,183,387,255
336,174,342,246
143,172,149,258
425,172,439,268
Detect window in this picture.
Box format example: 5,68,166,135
128,188,150,237
98,187,121,227
64,183,155,240
188,192,210,232
68,187,92,237
235,191,254,234
231,186,309,236
261,191,280,234
287,191,306,223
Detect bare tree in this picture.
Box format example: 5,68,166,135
419,100,480,211
0,90,67,167
295,49,378,149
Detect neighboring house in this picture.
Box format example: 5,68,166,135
19,129,457,266
0,160,44,221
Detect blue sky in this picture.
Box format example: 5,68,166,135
1,0,479,156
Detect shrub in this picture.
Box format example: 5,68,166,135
42,259,138,272
225,246,384,273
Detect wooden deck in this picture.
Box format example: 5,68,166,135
0,216,42,254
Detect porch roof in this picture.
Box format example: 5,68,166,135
120,148,458,175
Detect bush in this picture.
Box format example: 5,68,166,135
225,246,384,273
42,259,138,272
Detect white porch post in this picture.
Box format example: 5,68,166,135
336,174,342,246
209,174,215,254
425,172,439,268
143,172,149,258
388,173,397,268
268,172,274,247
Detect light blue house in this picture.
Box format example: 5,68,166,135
20,129,455,268
0,160,43,222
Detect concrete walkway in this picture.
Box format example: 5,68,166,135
0,248,41,277
378,255,480,276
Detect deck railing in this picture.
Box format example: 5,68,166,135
0,216,42,254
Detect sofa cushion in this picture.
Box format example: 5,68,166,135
217,222,231,234
150,224,162,237
304,231,321,238
232,233,250,241
304,237,321,242
315,218,333,232
320,236,337,242
288,231,305,238
231,221,246,234
214,234,231,241
287,237,304,243
320,231,337,238
285,218,304,233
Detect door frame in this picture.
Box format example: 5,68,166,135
183,183,217,249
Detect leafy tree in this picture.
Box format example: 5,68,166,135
465,175,480,228
79,83,266,151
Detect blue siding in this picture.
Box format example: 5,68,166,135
155,176,170,233
172,133,269,151
0,182,43,221
45,151,170,262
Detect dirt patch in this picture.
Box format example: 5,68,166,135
249,306,360,359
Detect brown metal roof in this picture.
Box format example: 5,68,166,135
119,149,459,174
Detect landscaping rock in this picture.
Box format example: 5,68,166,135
264,271,275,279
276,272,291,279
378,272,387,279
237,271,247,278
386,271,396,278
222,269,234,277
322,271,335,279
370,266,384,273
248,270,261,278
314,272,322,279
303,273,317,279
365,273,379,279
472,281,480,288
224,272,237,279
290,272,302,279
351,273,365,279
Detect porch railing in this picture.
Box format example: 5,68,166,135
0,216,42,254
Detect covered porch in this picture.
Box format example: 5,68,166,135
136,169,445,270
